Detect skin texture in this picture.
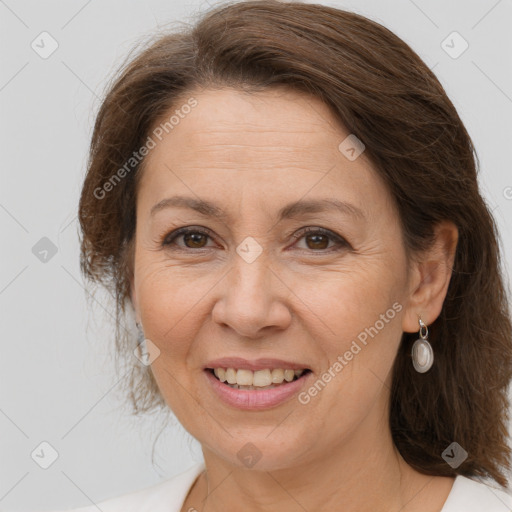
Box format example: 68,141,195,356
130,87,459,512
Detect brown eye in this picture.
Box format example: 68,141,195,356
292,227,349,252
163,227,214,250
182,232,209,248
304,233,330,250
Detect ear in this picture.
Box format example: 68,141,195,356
126,236,141,324
402,220,459,333
129,272,141,325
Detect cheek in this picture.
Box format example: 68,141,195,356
298,256,405,399
135,260,219,360
296,256,404,338
134,263,210,412
297,303,403,449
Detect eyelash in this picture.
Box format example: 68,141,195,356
161,226,349,253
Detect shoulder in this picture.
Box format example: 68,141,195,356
442,474,512,511
54,461,205,512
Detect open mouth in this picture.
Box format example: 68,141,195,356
205,367,312,390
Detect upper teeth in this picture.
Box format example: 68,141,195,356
213,368,306,387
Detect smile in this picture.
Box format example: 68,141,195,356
203,367,313,410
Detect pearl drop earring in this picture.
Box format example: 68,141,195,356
411,318,434,373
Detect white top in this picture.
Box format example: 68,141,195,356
56,461,512,512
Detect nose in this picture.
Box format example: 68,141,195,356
211,252,292,339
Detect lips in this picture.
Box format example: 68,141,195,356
204,366,313,410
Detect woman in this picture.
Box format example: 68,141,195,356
66,0,512,510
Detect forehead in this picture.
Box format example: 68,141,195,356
161,87,348,166
137,87,391,223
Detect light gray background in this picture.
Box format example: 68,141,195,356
1,0,511,510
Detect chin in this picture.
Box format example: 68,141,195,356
200,427,313,472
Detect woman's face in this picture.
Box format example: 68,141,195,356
132,86,416,471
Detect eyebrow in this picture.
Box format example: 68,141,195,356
150,195,366,222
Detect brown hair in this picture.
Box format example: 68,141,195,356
78,0,512,489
